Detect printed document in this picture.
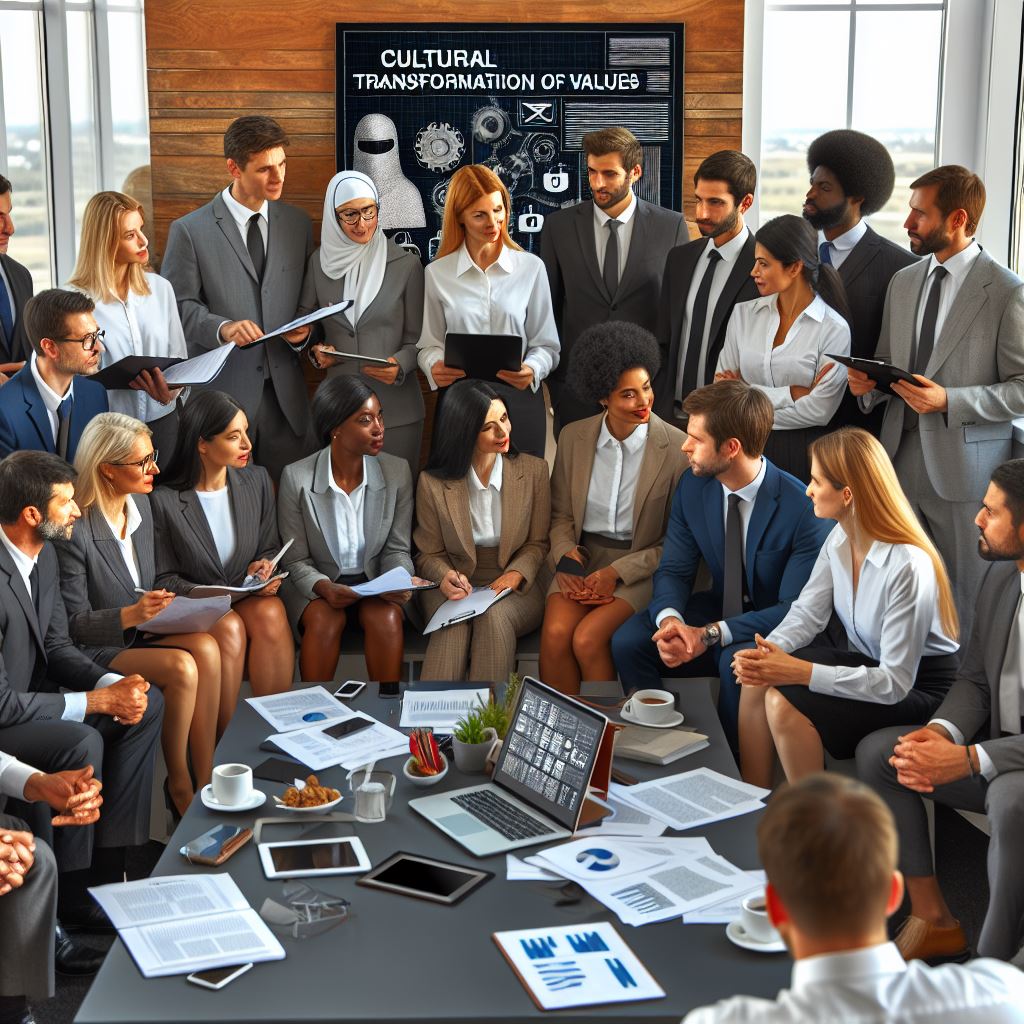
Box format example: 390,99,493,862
253,300,353,343
246,686,353,732
188,572,288,599
138,595,231,635
349,567,436,597
399,687,490,731
269,711,407,770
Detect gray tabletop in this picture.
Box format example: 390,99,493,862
76,681,790,1024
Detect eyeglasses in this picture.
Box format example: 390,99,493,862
336,204,379,225
52,329,105,351
107,450,159,472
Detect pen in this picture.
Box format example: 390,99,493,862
242,538,294,587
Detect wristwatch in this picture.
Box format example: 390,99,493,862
702,623,722,647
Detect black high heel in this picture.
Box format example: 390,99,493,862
163,777,183,827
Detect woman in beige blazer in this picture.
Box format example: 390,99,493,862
414,380,551,683
540,324,688,694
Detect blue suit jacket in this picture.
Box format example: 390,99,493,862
0,365,109,461
650,460,831,643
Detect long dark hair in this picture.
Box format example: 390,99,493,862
424,380,518,481
159,389,245,490
755,214,852,326
312,375,378,447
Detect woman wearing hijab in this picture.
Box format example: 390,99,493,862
298,170,425,475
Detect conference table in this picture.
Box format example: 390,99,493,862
76,680,791,1024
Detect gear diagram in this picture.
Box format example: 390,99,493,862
472,104,512,145
414,122,465,173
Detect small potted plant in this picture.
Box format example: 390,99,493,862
451,707,498,773
403,728,449,787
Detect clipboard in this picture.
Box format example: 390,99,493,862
92,356,183,390
444,332,522,381
828,353,925,395
316,348,392,366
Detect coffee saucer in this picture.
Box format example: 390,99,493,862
726,918,786,953
200,785,266,813
620,707,685,729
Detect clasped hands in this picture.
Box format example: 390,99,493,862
556,549,616,605
888,724,974,793
847,367,948,414
0,829,35,896
24,765,103,827
87,674,150,725
731,634,812,685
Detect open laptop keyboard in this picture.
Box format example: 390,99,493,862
452,790,557,842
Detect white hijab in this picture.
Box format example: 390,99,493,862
319,170,387,325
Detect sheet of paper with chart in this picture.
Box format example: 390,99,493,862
246,686,354,732
269,711,407,770
492,922,664,1010
398,687,490,731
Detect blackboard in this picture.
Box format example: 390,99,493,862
335,23,685,260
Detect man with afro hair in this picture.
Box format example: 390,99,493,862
803,130,917,433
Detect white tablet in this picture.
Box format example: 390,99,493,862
258,836,370,879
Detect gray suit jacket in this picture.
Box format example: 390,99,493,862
0,252,33,363
0,542,106,727
150,465,280,595
932,559,1024,774
161,192,314,436
55,497,156,660
298,239,424,431
277,447,414,627
871,248,1024,502
541,199,689,423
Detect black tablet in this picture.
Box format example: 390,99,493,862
827,353,924,395
444,332,522,381
357,851,493,905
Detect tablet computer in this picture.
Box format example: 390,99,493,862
444,333,522,382
258,836,370,879
357,851,492,905
827,353,924,394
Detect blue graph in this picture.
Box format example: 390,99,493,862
566,930,609,953
535,960,585,990
605,958,637,988
520,935,558,960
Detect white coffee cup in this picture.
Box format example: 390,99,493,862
740,893,780,944
623,689,676,725
211,763,253,807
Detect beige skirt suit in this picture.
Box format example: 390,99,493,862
547,412,689,610
414,453,551,682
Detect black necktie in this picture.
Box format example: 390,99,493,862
603,220,621,299
247,213,265,281
722,493,744,620
680,248,723,398
29,563,40,615
914,265,948,373
56,395,72,460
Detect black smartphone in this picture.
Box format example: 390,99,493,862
378,682,400,699
253,757,304,784
323,717,373,740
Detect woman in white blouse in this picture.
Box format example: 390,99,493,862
416,164,559,458
716,214,851,482
732,427,959,788
57,413,226,818
68,191,186,428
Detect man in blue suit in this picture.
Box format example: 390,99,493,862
0,289,108,462
612,381,831,756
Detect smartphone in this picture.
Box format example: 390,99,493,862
186,963,253,990
323,717,373,740
334,680,366,700
378,682,400,699
253,757,305,785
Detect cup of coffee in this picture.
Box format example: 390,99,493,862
622,689,676,725
211,763,253,807
740,893,780,944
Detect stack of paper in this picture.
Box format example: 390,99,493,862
575,791,667,838
348,567,436,597
246,686,349,732
399,687,490,732
269,711,407,770
614,724,709,765
683,870,766,925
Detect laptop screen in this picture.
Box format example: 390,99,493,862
492,677,607,830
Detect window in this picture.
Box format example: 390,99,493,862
760,0,945,244
0,0,151,292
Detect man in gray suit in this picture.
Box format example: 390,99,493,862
848,165,1024,634
162,116,314,481
857,460,1024,965
541,126,689,431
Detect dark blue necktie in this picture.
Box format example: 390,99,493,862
0,279,13,351
56,395,73,460
818,241,832,266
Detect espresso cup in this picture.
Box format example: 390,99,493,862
623,689,676,725
740,893,780,944
211,763,253,807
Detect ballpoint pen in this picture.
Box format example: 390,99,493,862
242,538,294,587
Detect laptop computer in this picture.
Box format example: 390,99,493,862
409,677,614,857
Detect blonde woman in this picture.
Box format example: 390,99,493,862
56,413,233,818
416,164,559,458
733,427,960,787
68,191,186,426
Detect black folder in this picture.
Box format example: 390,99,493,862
91,356,182,391
827,353,925,396
444,333,522,382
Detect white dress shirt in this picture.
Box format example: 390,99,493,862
914,239,982,349
104,495,143,588
656,458,767,645
29,353,73,444
416,243,560,392
195,487,237,568
582,418,647,540
0,747,39,801
718,294,850,430
468,454,503,547
768,525,959,704
817,219,866,270
682,942,1024,1024
0,528,119,722
222,185,268,252
325,456,368,575
676,227,752,402
86,274,188,423
592,191,637,282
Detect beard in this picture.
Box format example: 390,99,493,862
698,206,740,239
910,223,953,256
592,179,631,211
803,197,849,231
977,532,1024,562
39,516,75,542
689,452,732,478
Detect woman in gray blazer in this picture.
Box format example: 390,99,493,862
57,413,227,818
151,390,294,732
302,170,425,475
278,375,422,683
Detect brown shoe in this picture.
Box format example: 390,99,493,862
895,915,970,963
